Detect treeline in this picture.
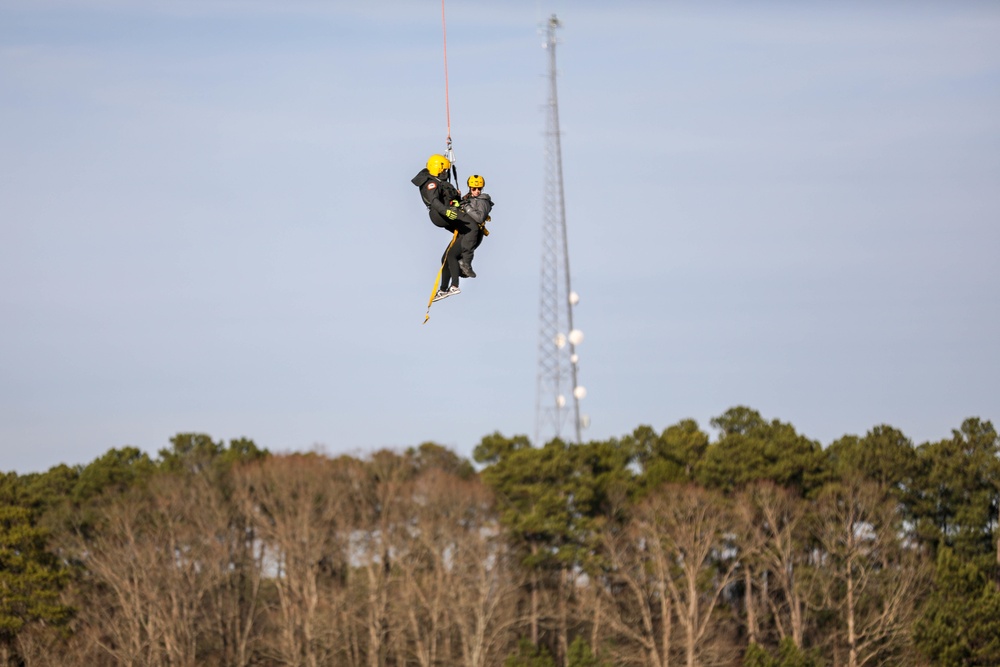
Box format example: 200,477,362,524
1,407,998,667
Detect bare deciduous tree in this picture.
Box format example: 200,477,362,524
206,467,268,667
423,470,522,667
69,474,227,667
239,454,351,667
600,520,673,667
735,482,817,649
598,485,738,667
815,478,928,667
347,450,412,667
636,485,738,667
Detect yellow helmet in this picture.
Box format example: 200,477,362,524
467,174,485,189
426,154,451,177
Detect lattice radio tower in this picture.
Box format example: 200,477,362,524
535,14,586,446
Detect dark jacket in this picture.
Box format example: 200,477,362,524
461,193,494,226
411,168,463,229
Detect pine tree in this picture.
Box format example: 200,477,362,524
504,639,556,667
914,547,1000,665
0,477,73,657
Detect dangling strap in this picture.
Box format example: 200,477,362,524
423,230,459,324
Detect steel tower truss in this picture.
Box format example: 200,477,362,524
535,15,585,446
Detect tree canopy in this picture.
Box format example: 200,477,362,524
0,411,995,667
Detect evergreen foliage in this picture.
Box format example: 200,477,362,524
697,407,830,496
914,547,1000,665
743,638,819,667
565,637,605,667
910,418,1000,559
0,476,72,650
504,639,556,667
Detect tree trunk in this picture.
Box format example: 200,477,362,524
530,544,540,646
846,562,857,667
558,568,569,665
368,565,383,667
591,593,602,657
790,566,804,649
685,573,697,667
744,566,757,646
659,584,671,667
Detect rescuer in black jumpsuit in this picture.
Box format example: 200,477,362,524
411,154,472,300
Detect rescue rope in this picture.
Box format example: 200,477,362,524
441,0,453,156
440,0,459,187
423,230,459,324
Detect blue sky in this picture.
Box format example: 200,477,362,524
3,0,998,473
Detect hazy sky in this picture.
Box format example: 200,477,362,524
3,0,998,474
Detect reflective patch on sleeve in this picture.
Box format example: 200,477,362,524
426,182,436,190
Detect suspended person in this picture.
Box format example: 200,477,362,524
457,174,494,278
412,153,470,301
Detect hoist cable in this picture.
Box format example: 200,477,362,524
440,0,459,187
441,0,452,153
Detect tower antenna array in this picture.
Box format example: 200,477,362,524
535,14,586,445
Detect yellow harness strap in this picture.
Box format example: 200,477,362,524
423,229,459,324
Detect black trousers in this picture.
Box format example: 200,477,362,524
440,231,463,290
460,228,484,265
